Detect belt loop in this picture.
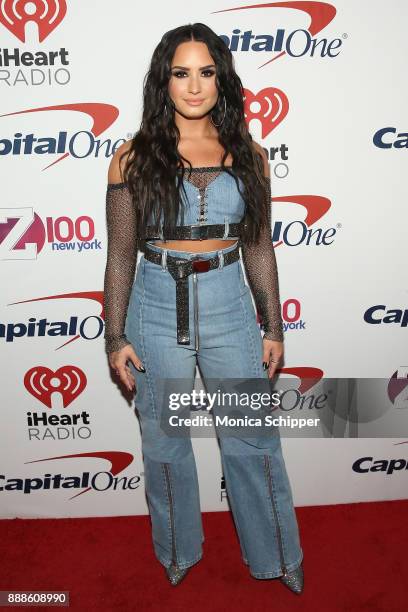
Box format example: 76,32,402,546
223,216,229,238
218,249,224,269
161,248,168,271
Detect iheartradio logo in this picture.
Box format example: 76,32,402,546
24,365,87,409
0,0,66,43
0,1,70,86
243,87,288,138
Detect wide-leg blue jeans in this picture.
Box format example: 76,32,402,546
124,240,303,579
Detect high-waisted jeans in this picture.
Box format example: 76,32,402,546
124,240,303,579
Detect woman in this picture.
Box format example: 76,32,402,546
103,23,304,592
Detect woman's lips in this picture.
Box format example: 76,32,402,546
185,99,205,106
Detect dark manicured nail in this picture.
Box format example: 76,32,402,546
262,362,268,370
137,365,146,373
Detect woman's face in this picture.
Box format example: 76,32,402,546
168,40,219,120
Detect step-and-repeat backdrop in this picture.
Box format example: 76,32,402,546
1,1,407,518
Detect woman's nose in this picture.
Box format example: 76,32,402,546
188,75,201,94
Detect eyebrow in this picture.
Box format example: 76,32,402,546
171,64,216,70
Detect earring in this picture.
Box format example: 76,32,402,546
210,94,227,127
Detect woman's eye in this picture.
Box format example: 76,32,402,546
171,70,215,78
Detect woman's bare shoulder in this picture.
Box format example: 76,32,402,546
107,140,133,184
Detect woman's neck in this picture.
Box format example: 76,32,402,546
174,112,217,140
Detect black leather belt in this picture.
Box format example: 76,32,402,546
144,222,244,241
144,244,241,346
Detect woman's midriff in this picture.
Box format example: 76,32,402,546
151,239,238,252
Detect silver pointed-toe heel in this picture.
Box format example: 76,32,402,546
280,563,304,594
165,563,190,586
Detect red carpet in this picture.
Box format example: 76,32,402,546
2,500,407,611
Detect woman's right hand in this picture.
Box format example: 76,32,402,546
108,343,145,392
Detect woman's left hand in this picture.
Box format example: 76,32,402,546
262,339,284,379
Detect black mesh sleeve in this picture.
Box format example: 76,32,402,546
241,176,284,342
103,182,138,354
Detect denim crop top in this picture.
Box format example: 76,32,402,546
103,166,284,353
154,166,246,228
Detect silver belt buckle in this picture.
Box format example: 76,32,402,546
189,224,209,240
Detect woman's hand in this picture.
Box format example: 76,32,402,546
262,338,284,380
108,343,145,392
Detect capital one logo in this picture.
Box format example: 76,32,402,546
215,1,340,66
0,452,138,500
24,365,87,408
0,103,119,169
0,0,66,42
243,87,288,138
279,367,323,394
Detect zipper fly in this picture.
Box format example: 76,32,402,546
192,272,199,350
264,454,287,576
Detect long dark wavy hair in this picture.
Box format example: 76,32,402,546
120,22,269,246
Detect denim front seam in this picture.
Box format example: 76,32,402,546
161,462,179,566
240,291,259,378
262,453,286,574
139,259,160,421
266,454,290,561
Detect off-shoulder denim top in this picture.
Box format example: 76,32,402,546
147,166,246,230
